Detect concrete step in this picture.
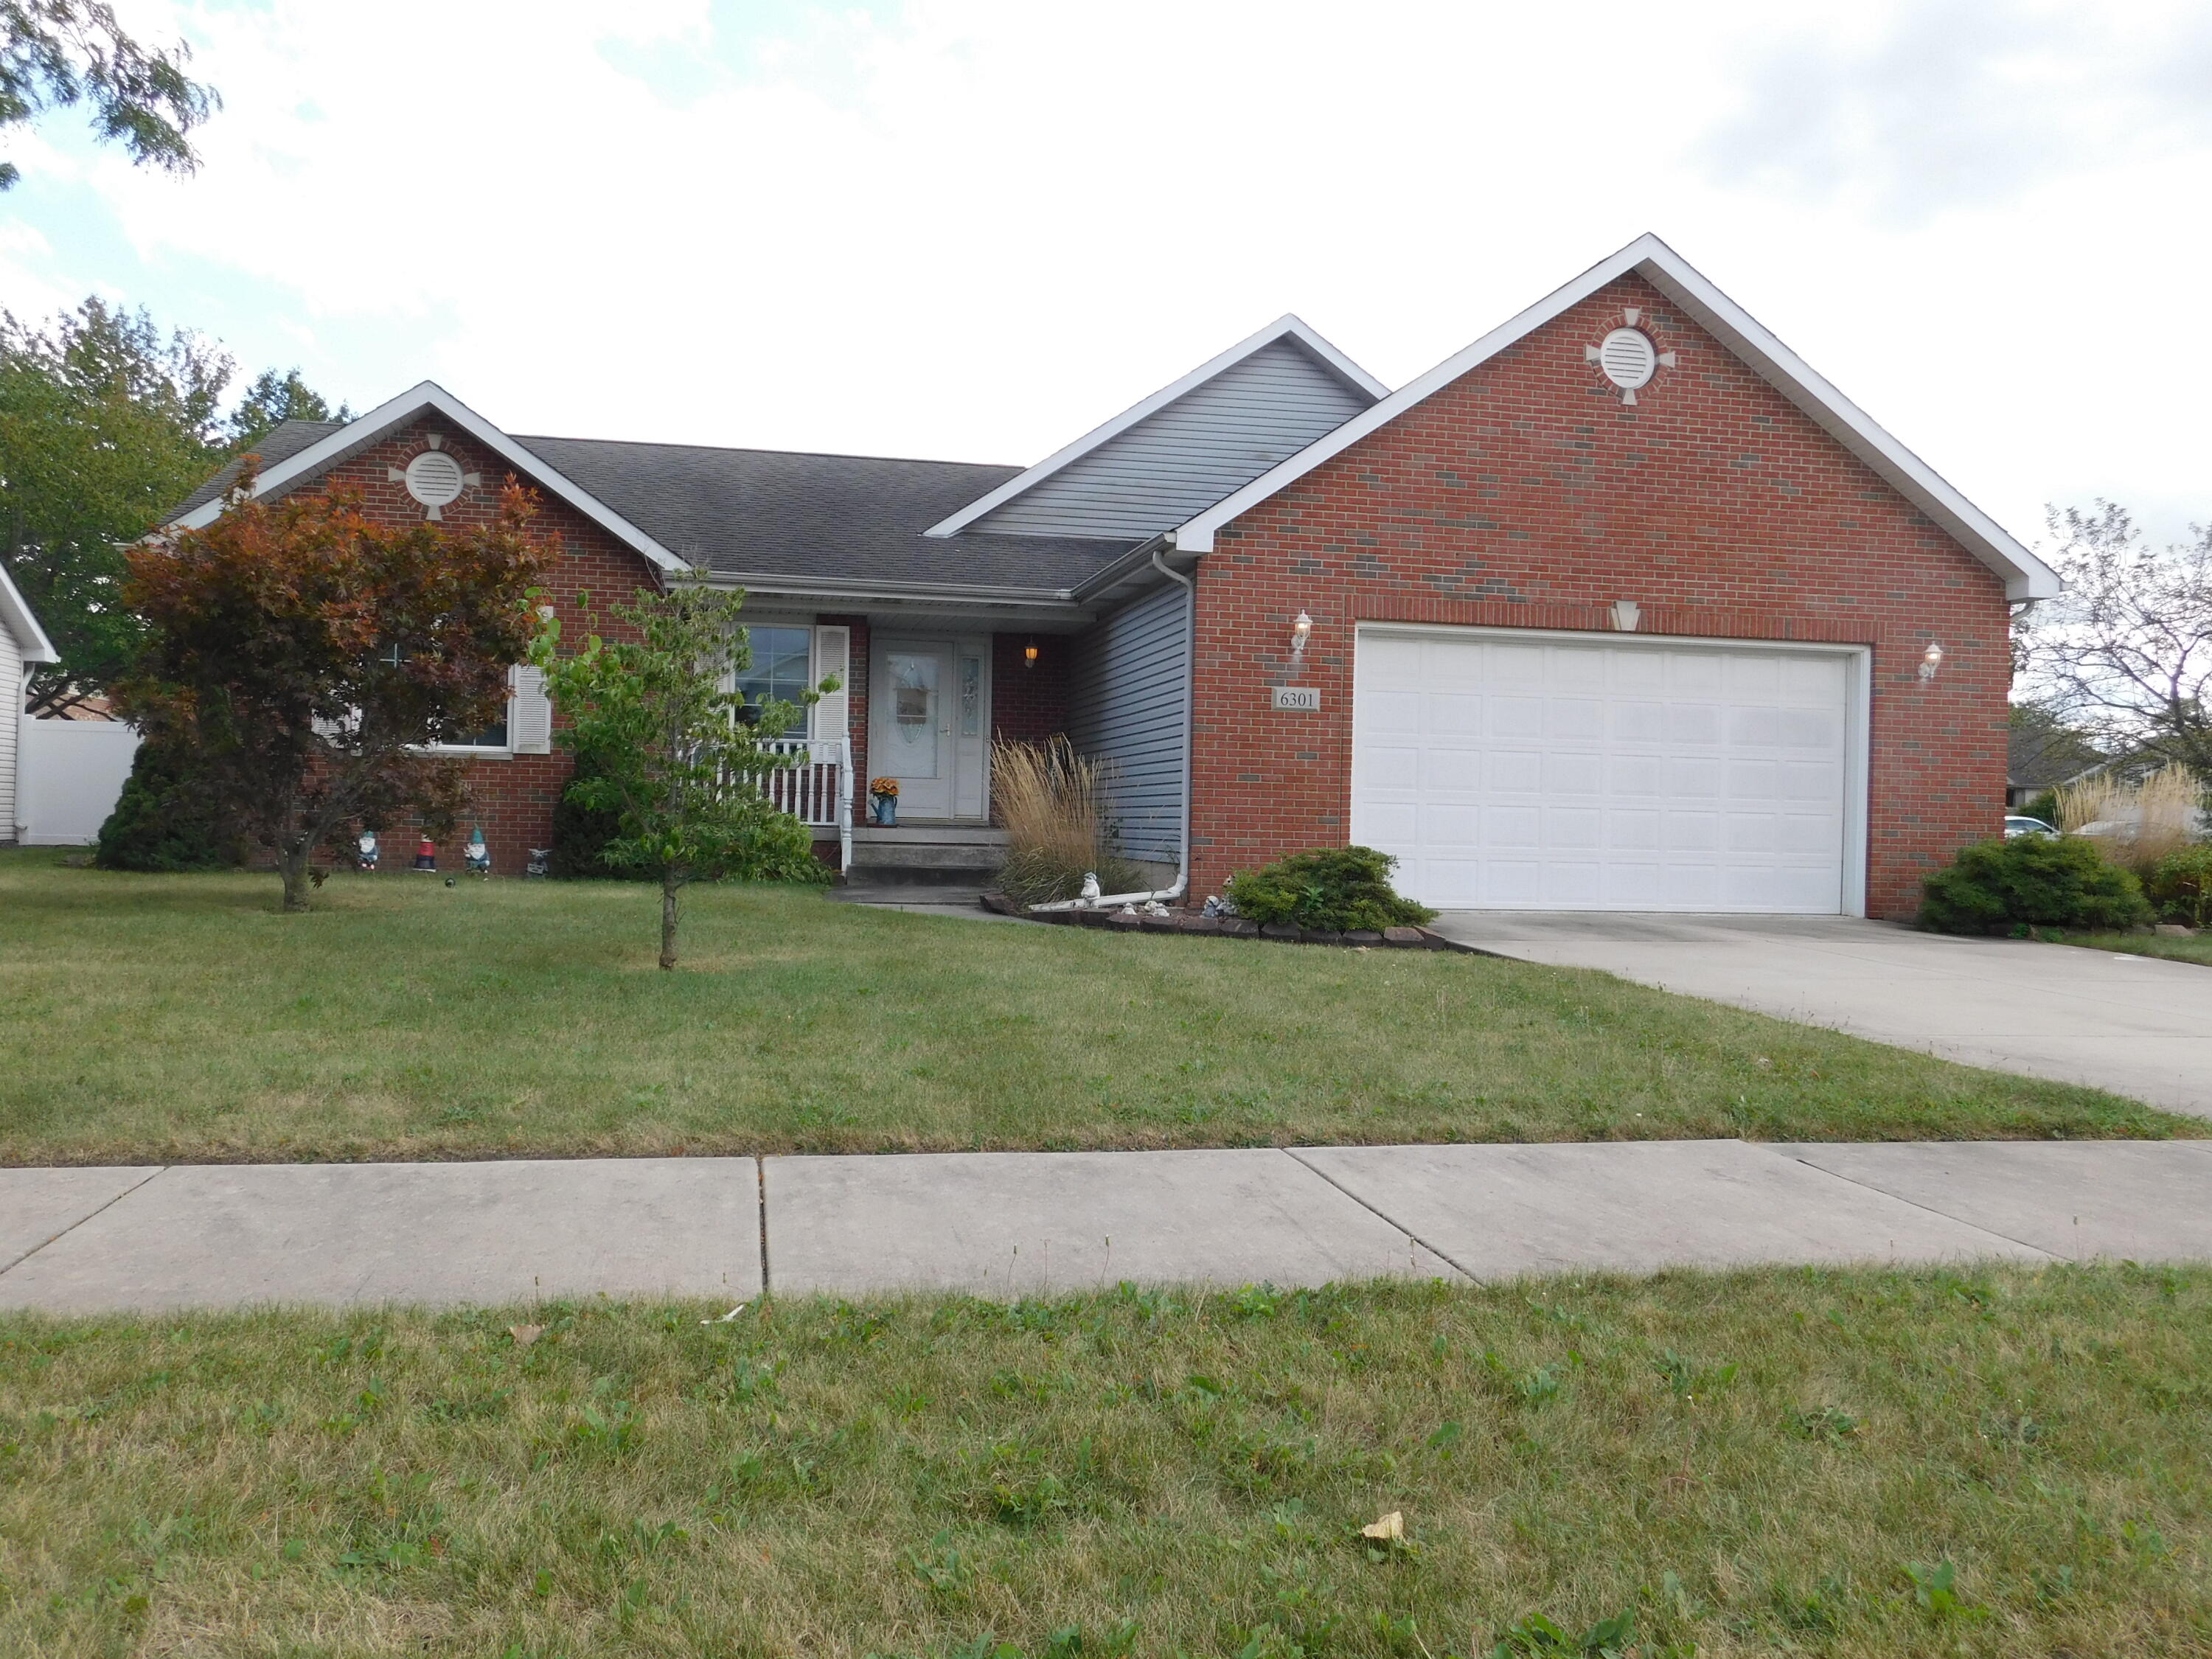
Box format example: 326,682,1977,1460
851,824,1007,848
847,823,1007,880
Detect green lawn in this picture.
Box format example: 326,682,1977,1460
2066,931,2212,969
0,849,2194,1164
2,1267,2206,1657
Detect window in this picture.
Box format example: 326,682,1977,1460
377,642,509,749
735,625,813,720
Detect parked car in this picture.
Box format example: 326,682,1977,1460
2003,815,2057,839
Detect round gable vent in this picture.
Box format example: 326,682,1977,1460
1598,327,1658,391
404,450,465,508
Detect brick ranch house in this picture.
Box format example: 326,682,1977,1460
168,234,2056,919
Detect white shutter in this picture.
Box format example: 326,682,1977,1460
509,664,553,754
811,625,850,742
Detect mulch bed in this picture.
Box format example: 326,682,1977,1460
981,893,1472,951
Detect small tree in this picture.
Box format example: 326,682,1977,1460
534,582,835,970
2017,503,2212,775
117,467,555,911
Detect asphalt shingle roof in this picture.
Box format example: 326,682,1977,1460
175,420,1143,594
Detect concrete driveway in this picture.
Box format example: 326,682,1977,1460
1427,913,2212,1119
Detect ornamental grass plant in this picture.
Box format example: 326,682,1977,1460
2056,765,2207,877
992,737,1144,905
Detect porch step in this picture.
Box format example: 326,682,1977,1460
846,824,1007,883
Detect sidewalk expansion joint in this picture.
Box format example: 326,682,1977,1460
0,1166,170,1279
1757,1146,2064,1262
756,1158,772,1295
1280,1148,1478,1284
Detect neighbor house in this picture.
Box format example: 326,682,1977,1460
164,234,2058,919
1,563,61,843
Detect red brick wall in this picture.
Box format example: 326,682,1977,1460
294,421,667,874
990,632,1070,747
1188,272,2012,919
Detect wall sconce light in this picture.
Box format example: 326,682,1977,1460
1023,639,1040,670
1919,641,1944,684
1290,611,1313,663
1610,599,1641,633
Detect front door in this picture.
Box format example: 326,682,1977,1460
871,636,991,821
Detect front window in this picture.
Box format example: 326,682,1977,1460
378,642,509,749
735,625,812,722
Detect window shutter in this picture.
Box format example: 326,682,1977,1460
509,664,553,754
811,625,849,743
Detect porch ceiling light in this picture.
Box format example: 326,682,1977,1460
1290,611,1313,661
1023,639,1040,669
1919,641,1944,684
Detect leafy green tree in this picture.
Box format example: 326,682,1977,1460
535,583,834,970
0,297,229,712
0,299,347,713
118,466,556,912
229,366,352,449
1,0,219,189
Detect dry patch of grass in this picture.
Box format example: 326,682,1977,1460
1,1267,2207,1657
0,849,2193,1166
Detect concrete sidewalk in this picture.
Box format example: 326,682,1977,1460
3,1140,2208,1312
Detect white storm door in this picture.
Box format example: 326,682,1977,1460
1352,626,1859,914
873,639,956,818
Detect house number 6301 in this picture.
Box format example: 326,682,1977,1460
1270,686,1322,712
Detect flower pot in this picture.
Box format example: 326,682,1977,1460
872,796,897,826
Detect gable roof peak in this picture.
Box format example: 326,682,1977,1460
924,312,1387,539
165,380,694,575
1170,233,2061,603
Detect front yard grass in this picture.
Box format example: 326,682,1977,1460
2,1267,2207,1657
0,849,2192,1165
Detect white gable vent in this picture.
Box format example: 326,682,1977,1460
1597,327,1658,391
391,448,479,521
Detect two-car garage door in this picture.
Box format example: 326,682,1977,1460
1351,626,1863,914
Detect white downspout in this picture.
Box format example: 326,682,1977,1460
1029,546,1195,911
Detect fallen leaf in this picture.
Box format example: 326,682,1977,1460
509,1324,543,1348
1361,1511,1405,1543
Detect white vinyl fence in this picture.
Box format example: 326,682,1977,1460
15,716,139,844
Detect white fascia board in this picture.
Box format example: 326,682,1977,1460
1174,234,2061,603
922,314,1389,539
0,560,59,661
166,381,695,575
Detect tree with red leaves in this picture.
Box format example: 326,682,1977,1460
118,465,557,911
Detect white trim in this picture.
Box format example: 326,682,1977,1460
0,563,58,662
1175,235,2060,604
1353,621,1871,918
923,315,1388,538
166,381,695,576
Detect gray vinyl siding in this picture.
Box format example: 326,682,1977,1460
1067,582,1190,867
975,340,1372,538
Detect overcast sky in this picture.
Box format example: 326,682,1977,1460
5,0,2208,549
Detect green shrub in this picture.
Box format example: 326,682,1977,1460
1225,844,1436,932
1918,835,2153,933
2145,845,2212,928
94,737,244,872
2016,789,2060,830
549,747,828,885
549,748,652,880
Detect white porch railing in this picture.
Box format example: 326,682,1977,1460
762,737,853,870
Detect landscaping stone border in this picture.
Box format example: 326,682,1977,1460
981,893,1475,952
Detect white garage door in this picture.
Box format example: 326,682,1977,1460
1352,627,1860,913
